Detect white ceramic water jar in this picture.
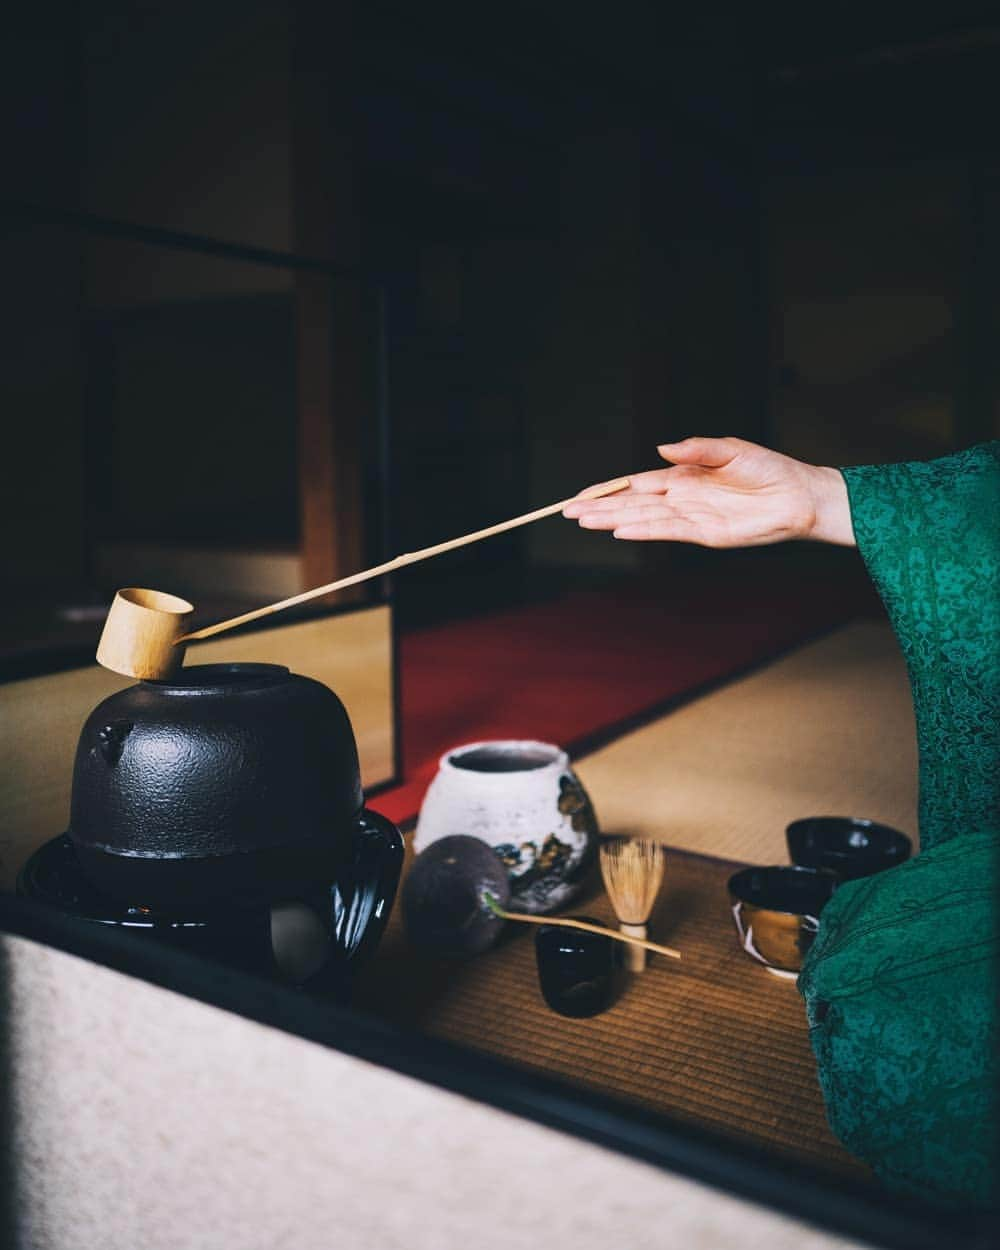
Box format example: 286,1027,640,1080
413,740,600,914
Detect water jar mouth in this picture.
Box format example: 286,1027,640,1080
446,740,563,775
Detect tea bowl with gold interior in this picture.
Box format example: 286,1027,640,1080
727,865,838,980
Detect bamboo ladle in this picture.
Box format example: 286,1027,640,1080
96,477,631,680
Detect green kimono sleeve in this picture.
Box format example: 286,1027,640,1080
798,441,1000,1208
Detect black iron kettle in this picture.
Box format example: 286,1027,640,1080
65,662,403,982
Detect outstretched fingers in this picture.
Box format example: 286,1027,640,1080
570,494,667,521
565,495,722,545
657,436,742,468
613,514,710,543
575,501,686,532
615,466,675,493
563,468,671,517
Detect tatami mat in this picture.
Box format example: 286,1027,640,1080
360,621,921,1187
357,846,871,1183
574,621,919,864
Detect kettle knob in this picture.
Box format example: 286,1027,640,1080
97,721,133,767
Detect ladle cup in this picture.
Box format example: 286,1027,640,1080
96,588,194,680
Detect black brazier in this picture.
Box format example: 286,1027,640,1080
65,664,403,980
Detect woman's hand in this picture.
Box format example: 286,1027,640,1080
563,437,855,548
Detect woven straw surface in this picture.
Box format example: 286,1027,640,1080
574,621,918,865
357,623,916,1185
357,844,871,1184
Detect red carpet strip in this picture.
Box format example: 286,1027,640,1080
368,563,879,826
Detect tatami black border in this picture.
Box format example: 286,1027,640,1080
0,890,991,1250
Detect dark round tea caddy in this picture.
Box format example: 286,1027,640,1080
535,916,617,1017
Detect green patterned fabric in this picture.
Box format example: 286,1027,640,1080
799,441,1000,1208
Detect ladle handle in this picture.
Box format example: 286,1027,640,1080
177,477,630,644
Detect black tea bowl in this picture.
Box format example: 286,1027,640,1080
786,816,911,881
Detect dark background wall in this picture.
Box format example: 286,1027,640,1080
2,1,998,652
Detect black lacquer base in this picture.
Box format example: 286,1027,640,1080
72,838,349,908
19,835,278,976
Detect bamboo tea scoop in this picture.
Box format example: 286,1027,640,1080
483,893,681,960
96,477,631,679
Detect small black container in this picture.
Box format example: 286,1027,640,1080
786,816,911,881
535,916,616,1018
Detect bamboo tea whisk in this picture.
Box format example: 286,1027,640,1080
599,837,667,972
